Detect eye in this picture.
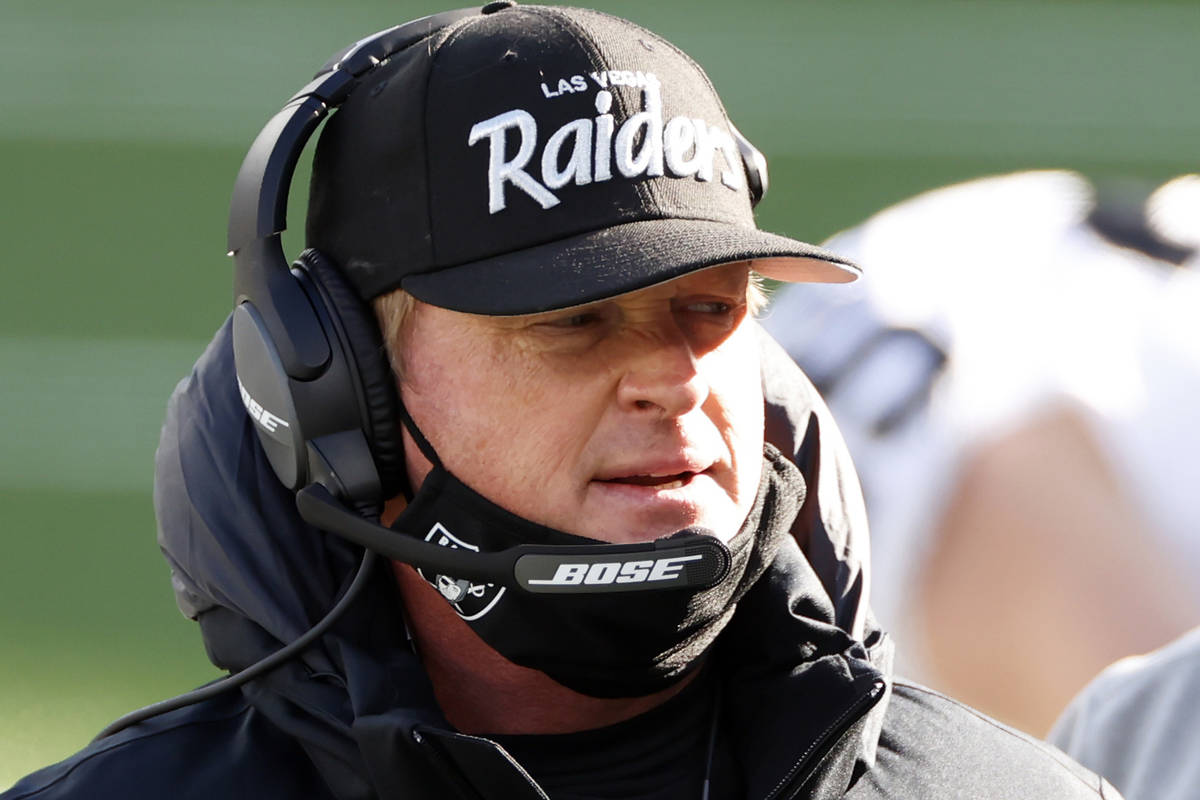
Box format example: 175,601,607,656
686,301,733,314
678,297,746,319
543,311,603,328
533,305,613,333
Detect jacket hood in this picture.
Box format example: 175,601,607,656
154,316,890,798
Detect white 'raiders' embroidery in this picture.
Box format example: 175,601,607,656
467,80,744,214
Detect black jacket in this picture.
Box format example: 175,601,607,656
2,321,1121,800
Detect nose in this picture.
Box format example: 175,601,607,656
616,324,710,418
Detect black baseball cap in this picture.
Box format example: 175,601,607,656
306,2,859,315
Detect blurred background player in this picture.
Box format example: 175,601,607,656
762,169,1200,736
1050,623,1200,800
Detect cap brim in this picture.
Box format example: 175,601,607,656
401,218,859,315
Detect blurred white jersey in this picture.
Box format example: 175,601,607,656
763,170,1200,671
1050,625,1200,800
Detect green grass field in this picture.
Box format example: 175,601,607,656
3,0,1198,787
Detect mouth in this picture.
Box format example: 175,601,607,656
596,471,698,491
587,462,729,542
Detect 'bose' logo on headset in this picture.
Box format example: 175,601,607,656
526,554,703,587
237,378,291,434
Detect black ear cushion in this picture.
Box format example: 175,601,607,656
294,248,408,497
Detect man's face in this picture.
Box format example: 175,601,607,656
396,262,764,544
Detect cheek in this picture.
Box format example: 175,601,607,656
712,325,763,419
399,327,512,477
402,333,605,505
486,366,610,491
705,328,765,481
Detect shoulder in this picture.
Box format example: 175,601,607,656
857,681,1122,799
1049,627,1200,800
1,692,329,800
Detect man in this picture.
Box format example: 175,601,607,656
3,6,1119,798
763,170,1200,736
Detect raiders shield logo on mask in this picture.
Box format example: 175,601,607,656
417,523,507,620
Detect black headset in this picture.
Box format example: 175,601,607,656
228,8,478,520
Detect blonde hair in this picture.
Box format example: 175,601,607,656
747,270,768,316
371,289,418,380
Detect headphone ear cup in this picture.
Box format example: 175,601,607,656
294,248,409,499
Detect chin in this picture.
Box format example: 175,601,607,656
570,477,750,544
604,506,745,544
688,511,746,544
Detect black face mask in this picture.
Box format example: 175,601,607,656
388,413,805,698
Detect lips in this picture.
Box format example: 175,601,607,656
599,472,695,490
587,457,731,543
